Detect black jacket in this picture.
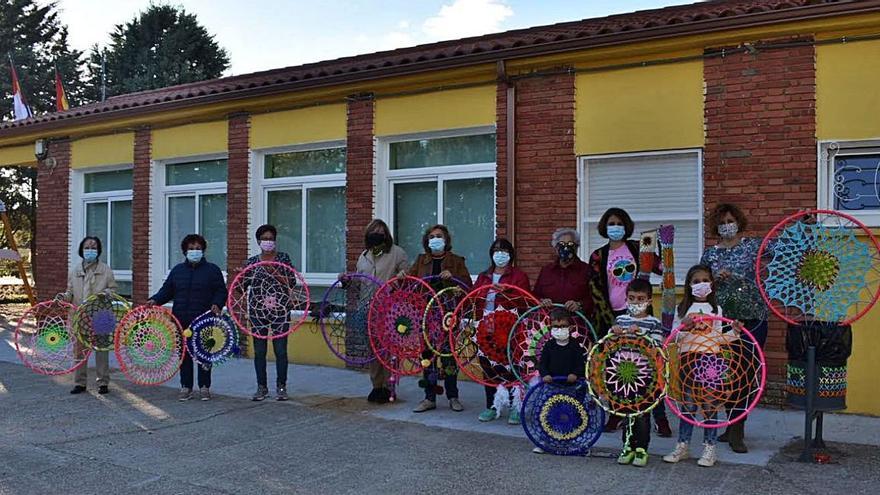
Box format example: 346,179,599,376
150,259,227,328
539,340,586,378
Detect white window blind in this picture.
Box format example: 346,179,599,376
582,151,702,284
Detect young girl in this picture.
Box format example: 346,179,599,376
663,264,738,468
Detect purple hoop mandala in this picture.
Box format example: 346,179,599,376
319,273,382,366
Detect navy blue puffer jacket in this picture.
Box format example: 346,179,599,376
150,259,227,328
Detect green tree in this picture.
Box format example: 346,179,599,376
84,5,229,100
0,0,85,119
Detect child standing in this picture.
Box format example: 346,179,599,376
610,279,665,467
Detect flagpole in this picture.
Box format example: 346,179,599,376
100,51,106,101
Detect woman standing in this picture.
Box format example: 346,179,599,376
700,203,768,454
59,236,117,395
409,224,471,413
247,224,295,402
148,234,227,402
533,228,594,317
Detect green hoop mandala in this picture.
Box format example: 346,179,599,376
72,293,131,351
15,300,88,375
587,333,668,418
507,304,595,384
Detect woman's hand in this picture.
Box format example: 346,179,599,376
566,374,577,383
439,270,453,280
540,298,553,308
564,300,580,312
542,375,552,384
211,304,222,316
146,299,156,307
397,271,407,280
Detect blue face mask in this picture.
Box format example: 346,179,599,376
428,237,445,253
492,251,511,267
186,250,204,263
82,249,98,262
607,225,626,241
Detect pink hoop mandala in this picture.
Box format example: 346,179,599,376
15,300,88,375
228,261,310,340
507,304,595,385
115,306,185,386
368,276,438,376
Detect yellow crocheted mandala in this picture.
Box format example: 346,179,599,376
539,395,589,441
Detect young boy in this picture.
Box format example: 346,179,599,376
610,279,665,467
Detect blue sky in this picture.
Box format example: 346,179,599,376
57,0,684,76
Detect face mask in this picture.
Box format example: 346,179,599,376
366,232,386,248
607,225,626,241
428,237,445,253
627,302,650,317
186,250,204,264
82,249,98,262
556,243,576,262
691,282,713,298
259,240,276,252
492,251,511,267
551,326,570,343
718,222,739,239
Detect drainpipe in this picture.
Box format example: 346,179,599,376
497,61,515,245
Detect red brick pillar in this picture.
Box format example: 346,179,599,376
511,71,577,281
132,126,152,304
227,112,251,280
703,39,817,405
345,94,375,272
35,138,71,301
495,81,510,239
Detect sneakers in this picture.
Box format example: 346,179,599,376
697,444,717,467
199,388,212,401
70,385,86,395
532,446,545,454
252,385,269,402
655,417,672,438
413,399,436,413
632,448,649,467
478,408,498,422
508,408,521,425
449,398,463,412
276,386,288,401
663,442,690,463
617,448,635,465
98,385,109,395
178,388,193,401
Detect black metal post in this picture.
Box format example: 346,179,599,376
799,345,817,462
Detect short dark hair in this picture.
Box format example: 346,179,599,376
627,278,653,298
180,234,207,254
707,203,748,236
255,224,277,241
422,224,452,253
597,208,635,240
78,236,103,258
364,218,394,251
549,307,572,323
485,237,515,273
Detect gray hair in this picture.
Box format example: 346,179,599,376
551,228,581,247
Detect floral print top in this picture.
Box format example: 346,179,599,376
700,237,768,321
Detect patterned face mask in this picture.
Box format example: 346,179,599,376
627,302,649,317
556,242,577,261
718,222,739,239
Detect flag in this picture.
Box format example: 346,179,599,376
55,67,69,111
9,58,32,121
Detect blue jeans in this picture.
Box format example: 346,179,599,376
253,336,289,387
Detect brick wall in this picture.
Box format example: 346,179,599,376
703,39,818,404
35,138,71,300
132,127,152,303
345,95,375,271
227,113,251,280
495,81,510,239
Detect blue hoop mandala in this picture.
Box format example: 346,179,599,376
187,311,239,368
521,378,605,456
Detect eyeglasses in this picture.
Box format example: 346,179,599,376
612,263,636,277
556,242,578,249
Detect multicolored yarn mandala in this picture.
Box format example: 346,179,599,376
15,300,88,375
587,333,667,417
757,210,880,326
663,314,766,429
521,378,605,456
186,311,239,368
227,261,310,340
421,276,470,359
319,273,382,366
368,276,438,376
114,305,185,386
507,304,595,384
72,293,131,351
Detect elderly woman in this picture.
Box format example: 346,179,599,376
700,203,768,454
409,224,471,413
533,227,594,317
58,236,117,395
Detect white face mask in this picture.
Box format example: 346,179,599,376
259,240,276,252
691,282,713,298
186,250,204,263
627,302,649,317
428,237,446,253
718,222,739,239
551,326,570,343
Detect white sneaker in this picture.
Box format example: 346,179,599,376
532,446,545,454
697,443,717,467
663,442,690,463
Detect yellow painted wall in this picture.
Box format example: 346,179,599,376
817,39,880,140
152,121,227,160
244,321,344,369
0,144,36,167
575,60,704,155
847,317,880,415
251,104,347,149
71,133,134,169
375,85,495,136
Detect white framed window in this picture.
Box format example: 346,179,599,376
70,166,133,297
377,127,497,276
578,149,703,285
154,155,228,279
819,140,880,226
252,141,346,289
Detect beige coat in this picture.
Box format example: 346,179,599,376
60,261,118,304
356,245,409,282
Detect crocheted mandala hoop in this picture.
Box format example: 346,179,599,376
227,261,310,340
421,276,470,359
115,305,185,386
368,276,438,376
521,378,605,456
15,300,88,375
507,304,595,385
187,311,239,368
319,273,382,366
72,293,131,352
587,332,667,418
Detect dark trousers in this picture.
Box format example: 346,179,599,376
180,353,212,389
624,415,651,450
424,355,458,400
484,385,497,409
652,401,667,420
253,336,289,387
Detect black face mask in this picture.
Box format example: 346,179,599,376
366,232,386,248
556,243,576,262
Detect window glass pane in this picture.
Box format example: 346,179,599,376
390,134,496,169
267,189,302,269
265,148,346,178
199,194,228,271
84,169,133,193
833,154,880,211
110,200,132,271
394,182,437,260
168,196,195,269
166,160,228,186
443,178,494,274
85,202,108,262
307,187,346,273
115,280,132,298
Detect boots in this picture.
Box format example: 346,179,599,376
727,421,748,453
